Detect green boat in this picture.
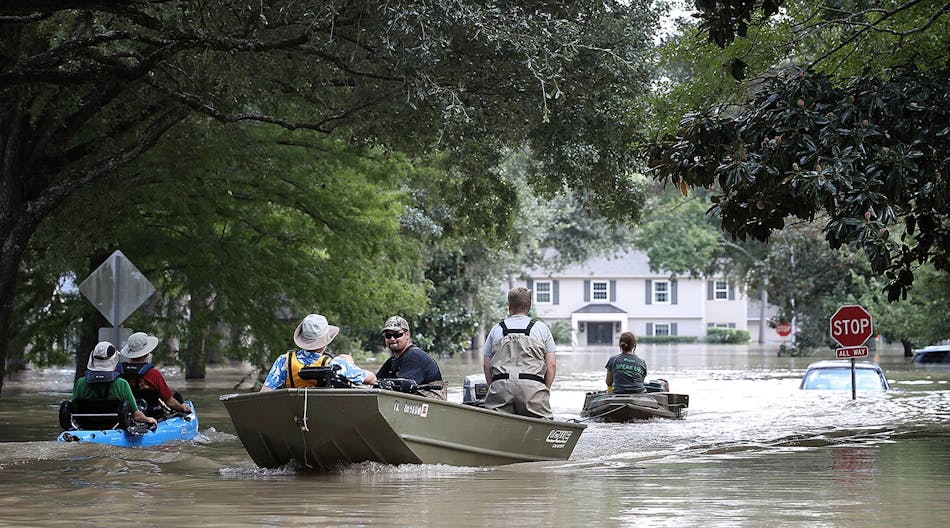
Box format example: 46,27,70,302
220,387,586,470
580,390,689,421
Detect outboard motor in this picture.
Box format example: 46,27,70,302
462,374,488,405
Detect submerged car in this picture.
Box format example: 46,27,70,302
912,345,950,364
799,360,889,391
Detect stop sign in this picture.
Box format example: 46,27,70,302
776,322,792,336
829,305,873,348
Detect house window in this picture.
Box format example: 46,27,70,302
653,280,670,304
714,280,729,300
591,281,608,301
535,280,552,304
653,323,671,336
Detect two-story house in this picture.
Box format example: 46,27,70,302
514,249,762,347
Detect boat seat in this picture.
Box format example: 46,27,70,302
59,399,133,431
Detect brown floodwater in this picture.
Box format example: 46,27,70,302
1,344,948,527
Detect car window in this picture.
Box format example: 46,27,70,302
801,367,886,391
916,351,948,363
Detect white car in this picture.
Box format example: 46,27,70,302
799,360,889,391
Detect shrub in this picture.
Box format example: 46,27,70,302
706,327,751,343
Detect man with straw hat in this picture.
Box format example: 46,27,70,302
261,313,377,391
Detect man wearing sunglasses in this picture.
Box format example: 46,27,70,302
376,316,445,399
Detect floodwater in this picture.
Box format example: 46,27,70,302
1,344,949,527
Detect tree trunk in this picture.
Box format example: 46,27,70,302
901,339,913,357
183,292,208,379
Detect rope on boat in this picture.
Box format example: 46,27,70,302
571,403,630,423
300,388,310,431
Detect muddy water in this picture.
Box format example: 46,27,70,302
1,344,948,527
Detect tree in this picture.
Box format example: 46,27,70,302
866,265,950,354
648,0,950,300
0,1,661,394
14,121,429,382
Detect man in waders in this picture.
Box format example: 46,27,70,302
482,287,557,419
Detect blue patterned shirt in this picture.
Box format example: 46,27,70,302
262,350,367,390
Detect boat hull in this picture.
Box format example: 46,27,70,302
57,401,200,447
580,391,688,421
221,388,586,470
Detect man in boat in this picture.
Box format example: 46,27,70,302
605,332,647,394
376,316,446,399
482,287,557,419
261,313,377,391
118,332,192,418
72,342,157,427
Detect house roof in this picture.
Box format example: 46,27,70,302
574,303,627,314
527,249,668,278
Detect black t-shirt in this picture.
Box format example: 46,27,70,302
376,344,442,384
605,352,648,394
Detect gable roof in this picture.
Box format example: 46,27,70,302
574,303,627,314
526,249,670,279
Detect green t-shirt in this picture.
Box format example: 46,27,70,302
72,376,139,411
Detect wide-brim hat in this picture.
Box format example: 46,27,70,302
87,342,119,372
294,313,339,350
121,332,159,359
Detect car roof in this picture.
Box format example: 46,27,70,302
913,344,950,354
805,360,883,370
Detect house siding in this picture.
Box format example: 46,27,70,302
515,249,756,347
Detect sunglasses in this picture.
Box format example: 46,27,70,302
384,332,404,340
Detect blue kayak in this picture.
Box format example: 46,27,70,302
57,400,199,447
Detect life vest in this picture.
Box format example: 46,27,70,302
488,320,547,384
118,362,163,415
84,370,120,399
285,350,333,388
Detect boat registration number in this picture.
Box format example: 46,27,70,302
393,400,429,418
546,430,573,448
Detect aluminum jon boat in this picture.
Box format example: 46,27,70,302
220,388,586,470
581,390,689,421
57,400,199,447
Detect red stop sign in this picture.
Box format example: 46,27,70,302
829,305,873,348
776,322,792,336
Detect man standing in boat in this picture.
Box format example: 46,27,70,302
376,316,446,399
482,287,556,419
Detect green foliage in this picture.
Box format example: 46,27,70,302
761,224,876,351
866,265,950,349
650,66,950,300
637,335,698,344
706,327,751,343
547,321,573,345
17,121,429,376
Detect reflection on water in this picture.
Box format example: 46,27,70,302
1,344,949,527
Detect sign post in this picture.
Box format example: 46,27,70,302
829,305,873,400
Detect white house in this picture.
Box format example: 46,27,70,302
513,249,781,346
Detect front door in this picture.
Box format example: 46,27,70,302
586,322,614,346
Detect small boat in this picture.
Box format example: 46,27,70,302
221,383,586,470
56,399,199,447
581,380,689,421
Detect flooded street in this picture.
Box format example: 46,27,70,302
1,343,949,527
